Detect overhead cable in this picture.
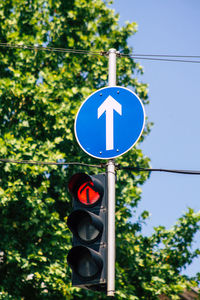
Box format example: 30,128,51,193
1,158,200,175
0,42,105,56
121,53,200,58
1,42,200,63
0,158,105,169
120,53,200,64
119,166,200,175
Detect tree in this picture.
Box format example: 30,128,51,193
0,0,199,299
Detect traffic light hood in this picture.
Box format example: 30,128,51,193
68,173,91,195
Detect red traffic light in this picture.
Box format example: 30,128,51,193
77,181,100,205
67,173,107,291
68,173,103,207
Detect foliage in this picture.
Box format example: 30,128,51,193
0,0,199,299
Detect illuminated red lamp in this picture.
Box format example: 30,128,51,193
68,173,103,207
77,181,100,205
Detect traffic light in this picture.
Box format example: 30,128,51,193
67,173,107,292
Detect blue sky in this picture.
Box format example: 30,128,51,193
111,0,200,276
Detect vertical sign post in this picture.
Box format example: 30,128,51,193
107,48,117,297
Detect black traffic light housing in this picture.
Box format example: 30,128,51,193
67,173,107,292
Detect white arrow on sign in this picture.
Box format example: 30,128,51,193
98,95,122,151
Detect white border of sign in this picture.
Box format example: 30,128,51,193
74,86,145,159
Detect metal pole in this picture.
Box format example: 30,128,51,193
107,48,116,297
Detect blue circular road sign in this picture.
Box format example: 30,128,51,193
75,86,145,159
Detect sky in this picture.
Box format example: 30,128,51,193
111,0,200,277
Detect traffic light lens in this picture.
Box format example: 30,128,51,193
67,246,103,280
77,252,99,278
77,215,100,242
77,181,100,205
67,210,103,244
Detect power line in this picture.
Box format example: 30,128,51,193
1,158,200,175
0,158,105,169
1,42,200,63
119,166,200,175
121,53,200,58
0,42,105,56
120,53,200,64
